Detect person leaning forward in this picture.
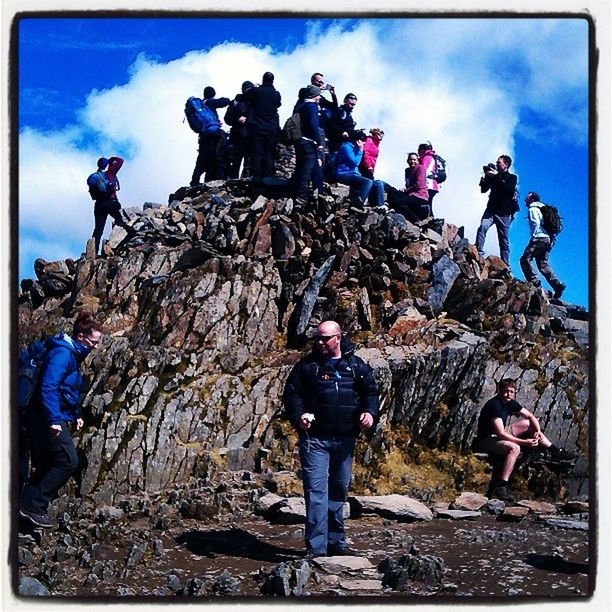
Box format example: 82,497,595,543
283,321,379,558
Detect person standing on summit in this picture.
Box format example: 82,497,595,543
190,86,231,185
242,72,282,178
89,156,135,256
475,154,518,267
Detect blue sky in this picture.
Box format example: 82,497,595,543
16,16,590,307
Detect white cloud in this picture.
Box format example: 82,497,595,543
19,18,588,279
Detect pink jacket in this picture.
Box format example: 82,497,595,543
105,156,124,200
419,148,439,192
359,136,380,173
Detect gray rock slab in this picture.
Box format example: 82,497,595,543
314,556,375,572
516,500,557,514
436,509,481,520
498,507,529,522
255,492,284,514
351,494,433,522
539,516,589,531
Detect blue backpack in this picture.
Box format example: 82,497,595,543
18,340,47,410
184,97,220,135
87,170,111,201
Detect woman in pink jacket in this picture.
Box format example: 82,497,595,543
418,141,439,216
358,128,384,179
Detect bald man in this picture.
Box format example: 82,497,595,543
283,320,379,559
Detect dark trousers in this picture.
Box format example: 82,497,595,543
250,126,277,178
227,132,250,179
92,198,132,254
21,415,79,514
299,434,356,555
427,189,438,216
293,139,318,202
191,131,227,185
386,187,430,222
520,237,563,290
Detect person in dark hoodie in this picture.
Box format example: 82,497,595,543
242,71,282,178
224,80,254,179
283,320,379,559
190,86,231,185
292,84,325,206
20,312,103,529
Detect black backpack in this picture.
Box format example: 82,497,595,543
433,154,447,183
541,204,563,239
18,339,47,410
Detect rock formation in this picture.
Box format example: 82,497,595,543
18,145,590,505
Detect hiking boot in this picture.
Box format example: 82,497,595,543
19,508,54,529
491,484,514,502
549,447,577,462
553,283,566,299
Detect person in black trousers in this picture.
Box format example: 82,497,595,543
242,72,282,178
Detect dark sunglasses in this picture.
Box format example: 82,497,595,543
315,334,338,341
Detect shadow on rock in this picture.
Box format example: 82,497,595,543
175,528,299,562
525,553,588,575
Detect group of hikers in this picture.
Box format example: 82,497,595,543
18,69,575,543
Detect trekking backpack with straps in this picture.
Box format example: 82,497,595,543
184,97,220,135
18,339,47,410
86,170,111,201
540,204,563,240
433,154,447,183
279,111,302,145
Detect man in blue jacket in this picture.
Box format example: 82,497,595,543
283,320,379,558
190,86,231,186
292,84,325,206
20,312,102,529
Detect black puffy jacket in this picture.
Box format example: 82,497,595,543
283,337,379,437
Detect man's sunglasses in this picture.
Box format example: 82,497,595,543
315,334,339,341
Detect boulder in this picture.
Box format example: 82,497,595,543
350,495,433,522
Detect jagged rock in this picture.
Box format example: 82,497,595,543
350,495,433,522
427,254,461,313
486,499,506,515
211,570,240,594
19,576,50,596
125,542,147,567
379,553,445,589
261,561,310,596
451,492,487,511
255,493,284,514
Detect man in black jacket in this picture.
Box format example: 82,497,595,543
475,154,518,266
242,72,281,178
283,320,379,558
224,80,253,179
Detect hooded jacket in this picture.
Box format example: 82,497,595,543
359,136,380,175
419,148,439,192
527,201,550,240
283,336,379,437
335,142,364,178
35,333,90,425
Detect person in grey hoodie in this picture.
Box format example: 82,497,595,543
519,191,565,299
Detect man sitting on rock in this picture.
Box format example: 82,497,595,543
475,378,577,502
283,320,379,559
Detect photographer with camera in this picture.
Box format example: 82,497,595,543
283,321,379,559
475,154,518,267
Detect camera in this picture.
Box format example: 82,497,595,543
483,163,496,173
302,413,315,424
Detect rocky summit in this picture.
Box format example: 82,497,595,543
16,145,590,598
